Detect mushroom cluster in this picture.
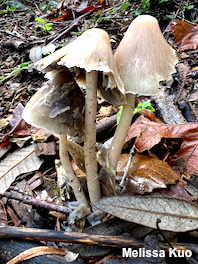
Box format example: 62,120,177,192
35,28,126,202
23,15,178,206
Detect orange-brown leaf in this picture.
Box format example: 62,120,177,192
126,115,198,178
117,153,179,194
7,246,65,264
167,19,198,51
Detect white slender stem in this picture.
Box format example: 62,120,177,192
84,71,101,203
59,135,89,207
107,93,135,175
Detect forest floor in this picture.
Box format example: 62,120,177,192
0,0,198,263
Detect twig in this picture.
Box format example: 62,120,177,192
8,186,28,195
1,191,71,214
48,11,93,45
163,9,179,35
186,100,198,122
0,226,197,252
95,253,114,264
174,76,186,103
119,145,136,187
0,71,16,85
156,219,174,249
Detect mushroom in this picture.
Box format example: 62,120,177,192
22,71,89,208
35,28,126,202
107,14,178,175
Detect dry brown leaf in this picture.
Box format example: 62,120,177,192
157,180,192,200
167,19,198,51
67,140,85,173
126,115,198,178
92,196,198,232
0,145,43,194
6,246,65,264
117,153,179,195
9,103,31,136
138,108,163,123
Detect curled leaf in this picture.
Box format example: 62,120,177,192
167,19,198,51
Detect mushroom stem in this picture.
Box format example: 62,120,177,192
84,71,101,202
59,135,89,207
108,93,135,175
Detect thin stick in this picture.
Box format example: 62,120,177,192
48,11,92,45
1,191,71,214
119,145,135,187
0,226,195,253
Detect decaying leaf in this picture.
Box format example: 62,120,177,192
7,246,65,263
92,196,198,232
9,103,31,135
117,153,179,195
158,180,191,200
167,19,198,51
0,145,43,194
126,115,198,178
49,0,107,21
67,140,85,173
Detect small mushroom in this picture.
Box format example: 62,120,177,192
22,71,89,208
107,15,178,174
35,28,126,202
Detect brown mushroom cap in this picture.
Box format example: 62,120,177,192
114,15,178,96
35,28,126,106
22,71,85,136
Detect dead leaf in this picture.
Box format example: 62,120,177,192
0,144,43,195
9,103,27,131
9,136,31,148
31,128,54,143
1,103,32,138
0,139,13,159
6,246,65,264
126,115,198,178
6,206,20,225
0,118,9,130
117,153,179,195
92,196,198,232
49,0,107,21
157,180,192,200
67,140,85,173
167,19,198,51
71,160,86,178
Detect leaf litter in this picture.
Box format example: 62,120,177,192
125,114,198,178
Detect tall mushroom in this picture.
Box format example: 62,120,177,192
35,28,126,202
107,14,178,175
22,71,89,208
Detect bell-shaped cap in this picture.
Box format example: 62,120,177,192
22,71,85,136
114,15,178,96
36,28,126,106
